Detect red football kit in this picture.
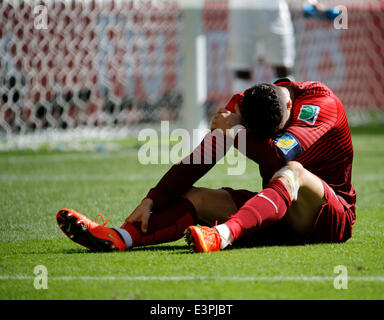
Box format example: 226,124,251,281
122,79,356,245
223,79,356,243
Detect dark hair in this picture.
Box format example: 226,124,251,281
240,83,286,139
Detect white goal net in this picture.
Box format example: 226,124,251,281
1,0,383,150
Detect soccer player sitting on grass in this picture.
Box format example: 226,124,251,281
56,78,356,252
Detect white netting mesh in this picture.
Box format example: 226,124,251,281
293,0,384,124
1,0,383,149
0,0,183,139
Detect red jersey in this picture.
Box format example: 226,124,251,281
274,79,355,212
147,79,356,216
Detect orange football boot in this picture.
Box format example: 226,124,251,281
184,225,231,253
56,208,126,252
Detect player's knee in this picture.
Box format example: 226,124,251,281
285,161,304,182
272,161,304,183
270,161,304,201
183,187,204,212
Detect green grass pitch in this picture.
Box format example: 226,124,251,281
0,125,383,300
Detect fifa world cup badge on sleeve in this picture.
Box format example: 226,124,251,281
298,105,320,125
275,132,303,162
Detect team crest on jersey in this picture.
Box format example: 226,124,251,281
275,132,303,161
298,105,320,125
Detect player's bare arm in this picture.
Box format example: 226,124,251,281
125,102,243,233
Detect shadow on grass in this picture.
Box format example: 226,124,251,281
228,239,316,250
58,233,328,254
61,248,94,254
60,244,191,254
10,241,329,256
5,235,329,255
130,244,188,252
59,245,189,254
8,226,331,255
11,241,329,256
0,247,90,255
129,239,326,254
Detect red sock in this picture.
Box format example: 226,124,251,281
120,198,197,247
225,179,292,241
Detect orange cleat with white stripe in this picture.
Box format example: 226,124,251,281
185,225,230,253
56,208,126,252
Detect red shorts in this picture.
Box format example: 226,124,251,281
222,180,355,245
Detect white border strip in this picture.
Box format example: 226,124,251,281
1,275,384,282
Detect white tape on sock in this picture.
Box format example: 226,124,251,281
271,167,300,202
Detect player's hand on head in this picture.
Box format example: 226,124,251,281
234,104,241,115
211,107,242,132
125,198,154,233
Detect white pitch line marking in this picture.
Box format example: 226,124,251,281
0,275,383,282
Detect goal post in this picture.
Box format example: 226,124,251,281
179,0,209,148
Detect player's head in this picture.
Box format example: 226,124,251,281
240,83,291,138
